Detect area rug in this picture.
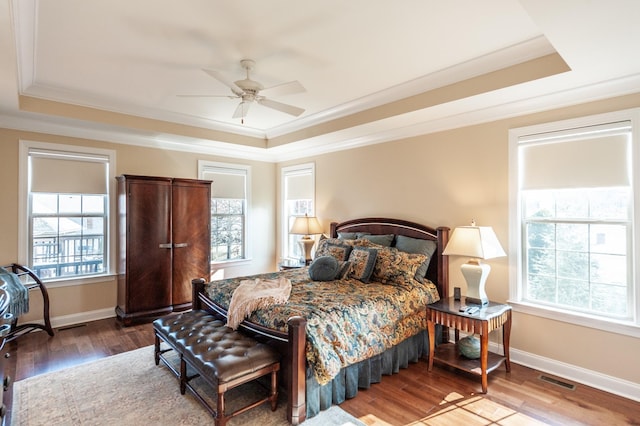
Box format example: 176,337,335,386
12,345,364,426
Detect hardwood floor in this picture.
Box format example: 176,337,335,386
4,318,639,426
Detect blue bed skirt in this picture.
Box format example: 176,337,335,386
305,327,440,418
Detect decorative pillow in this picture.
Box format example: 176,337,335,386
308,256,339,281
350,238,379,248
372,246,427,286
335,261,352,279
314,238,353,261
361,234,395,247
347,247,378,283
395,235,437,282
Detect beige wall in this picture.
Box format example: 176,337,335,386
279,92,640,389
0,129,276,324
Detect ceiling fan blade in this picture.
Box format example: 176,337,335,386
232,101,251,119
260,80,306,98
202,68,244,96
177,94,238,99
258,98,305,116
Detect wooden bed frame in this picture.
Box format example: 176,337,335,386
192,217,449,425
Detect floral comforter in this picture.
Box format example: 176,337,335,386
204,267,440,385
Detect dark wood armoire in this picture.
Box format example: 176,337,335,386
115,175,211,325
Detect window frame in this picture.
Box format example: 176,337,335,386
19,141,117,287
281,163,316,261
198,160,251,265
508,108,640,338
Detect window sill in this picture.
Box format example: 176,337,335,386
508,299,640,339
211,258,252,268
42,273,117,289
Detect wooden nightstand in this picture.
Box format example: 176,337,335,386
426,297,511,392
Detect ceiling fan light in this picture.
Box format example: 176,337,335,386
199,59,305,120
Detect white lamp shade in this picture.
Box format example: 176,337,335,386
443,224,505,305
442,226,506,259
289,215,323,236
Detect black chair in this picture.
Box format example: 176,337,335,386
0,263,54,341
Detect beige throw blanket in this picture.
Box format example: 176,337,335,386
226,276,292,330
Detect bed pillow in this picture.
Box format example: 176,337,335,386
337,232,358,240
360,233,395,247
308,256,339,281
372,246,427,286
314,238,353,261
395,235,437,282
347,247,378,283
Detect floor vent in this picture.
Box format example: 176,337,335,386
57,323,87,331
539,374,576,390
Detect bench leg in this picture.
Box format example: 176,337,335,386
216,389,226,426
180,357,187,395
154,334,161,365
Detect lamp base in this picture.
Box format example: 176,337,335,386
298,237,315,265
461,260,491,305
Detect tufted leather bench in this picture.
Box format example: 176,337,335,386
153,310,280,426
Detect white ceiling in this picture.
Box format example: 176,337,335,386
1,0,640,161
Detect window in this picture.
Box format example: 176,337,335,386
509,110,640,336
199,161,250,263
21,142,114,281
281,163,315,260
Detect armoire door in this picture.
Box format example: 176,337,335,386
124,178,173,314
171,178,211,310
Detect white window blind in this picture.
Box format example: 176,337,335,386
285,172,313,200
201,167,246,199
519,122,632,190
29,149,109,194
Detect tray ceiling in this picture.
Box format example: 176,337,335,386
1,0,640,161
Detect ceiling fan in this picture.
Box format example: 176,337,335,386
181,59,306,120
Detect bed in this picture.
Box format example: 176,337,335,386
192,217,450,424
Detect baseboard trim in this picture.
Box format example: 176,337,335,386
508,345,640,403
52,308,116,328
18,308,116,331
448,330,640,402
22,308,116,331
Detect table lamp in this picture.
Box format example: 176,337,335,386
442,220,506,305
289,214,323,265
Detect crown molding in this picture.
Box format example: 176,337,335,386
2,73,639,163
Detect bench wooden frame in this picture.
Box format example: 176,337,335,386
153,312,280,426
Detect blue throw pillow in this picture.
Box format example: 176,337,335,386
308,256,340,281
